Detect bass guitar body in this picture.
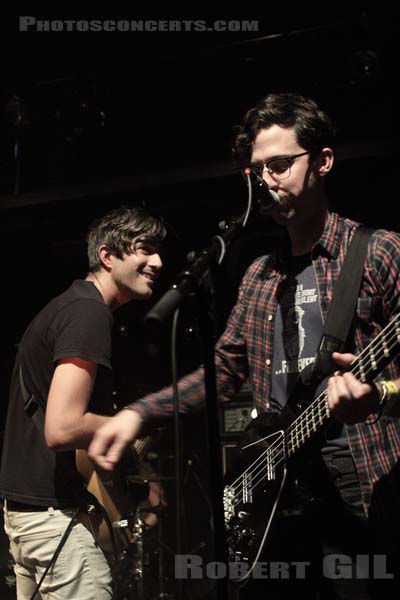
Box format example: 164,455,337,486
224,410,296,582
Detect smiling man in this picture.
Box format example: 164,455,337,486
0,206,165,600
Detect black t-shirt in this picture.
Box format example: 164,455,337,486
0,280,114,507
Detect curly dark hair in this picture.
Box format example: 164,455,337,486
232,92,336,165
87,206,166,272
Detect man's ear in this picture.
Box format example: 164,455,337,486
97,244,113,270
318,147,334,176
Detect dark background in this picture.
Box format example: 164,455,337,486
0,8,399,597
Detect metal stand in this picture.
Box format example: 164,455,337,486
198,284,229,599
150,509,174,600
144,181,268,599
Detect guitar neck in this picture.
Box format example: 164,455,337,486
286,312,400,456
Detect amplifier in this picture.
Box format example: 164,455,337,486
220,401,254,477
220,383,255,475
220,379,255,438
221,402,254,437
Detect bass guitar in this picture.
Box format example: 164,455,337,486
224,312,400,583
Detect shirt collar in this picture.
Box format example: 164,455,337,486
277,211,342,266
315,211,342,259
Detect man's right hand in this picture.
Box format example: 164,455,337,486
88,409,143,471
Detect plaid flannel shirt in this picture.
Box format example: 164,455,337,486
130,212,400,516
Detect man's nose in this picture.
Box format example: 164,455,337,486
150,253,163,270
262,170,278,189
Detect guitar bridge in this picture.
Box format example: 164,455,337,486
113,519,129,529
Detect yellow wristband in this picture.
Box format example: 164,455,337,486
381,380,400,399
371,380,400,421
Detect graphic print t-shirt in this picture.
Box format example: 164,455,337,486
271,254,323,412
270,254,349,454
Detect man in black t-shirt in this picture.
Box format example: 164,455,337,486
0,206,166,600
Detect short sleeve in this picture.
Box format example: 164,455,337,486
49,299,113,368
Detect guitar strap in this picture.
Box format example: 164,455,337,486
301,225,373,386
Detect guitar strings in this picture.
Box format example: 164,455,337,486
228,316,400,508
235,312,399,493
134,437,153,460
228,372,336,493
285,313,400,453
228,316,399,503
231,391,330,505
229,320,399,506
229,390,329,507
229,322,398,505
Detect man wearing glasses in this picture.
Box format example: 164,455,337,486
89,93,400,599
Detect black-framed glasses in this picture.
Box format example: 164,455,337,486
250,151,311,180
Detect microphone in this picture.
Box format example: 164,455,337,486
243,167,280,214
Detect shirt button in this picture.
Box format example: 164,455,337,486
268,315,273,321
266,359,271,366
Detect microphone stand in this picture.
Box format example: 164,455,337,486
197,281,227,600
145,211,251,328
145,169,276,332
145,174,263,600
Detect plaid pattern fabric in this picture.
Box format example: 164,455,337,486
130,212,400,515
